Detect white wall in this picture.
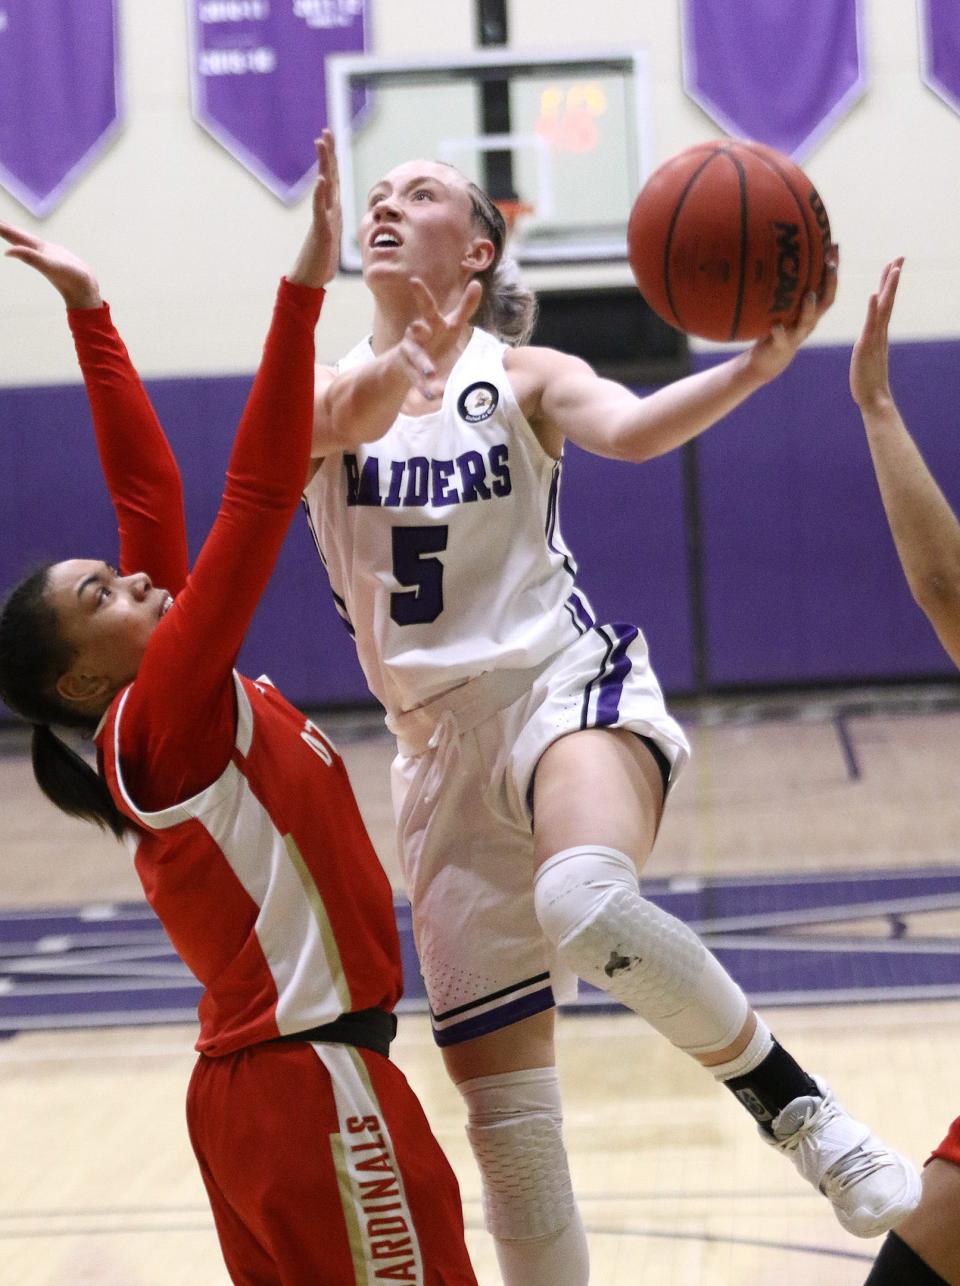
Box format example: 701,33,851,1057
0,0,955,387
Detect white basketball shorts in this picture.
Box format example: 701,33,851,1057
387,623,690,1047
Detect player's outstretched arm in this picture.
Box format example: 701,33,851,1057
851,258,960,668
1,220,189,592
288,130,341,290
0,222,102,309
523,252,838,463
120,146,327,809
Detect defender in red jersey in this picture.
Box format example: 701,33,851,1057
0,137,476,1286
853,261,960,1286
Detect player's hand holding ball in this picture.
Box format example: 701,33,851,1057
627,139,838,377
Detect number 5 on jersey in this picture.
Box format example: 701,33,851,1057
391,525,448,625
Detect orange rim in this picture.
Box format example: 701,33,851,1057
493,199,534,236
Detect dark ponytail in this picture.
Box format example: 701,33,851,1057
0,566,128,839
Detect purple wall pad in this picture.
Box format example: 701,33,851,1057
1,374,695,712
0,374,371,715
2,867,957,1031
559,441,696,693
4,339,960,717
695,341,960,685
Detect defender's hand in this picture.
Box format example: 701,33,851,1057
850,258,903,413
0,223,101,309
288,130,342,289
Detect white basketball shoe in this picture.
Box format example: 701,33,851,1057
766,1077,922,1237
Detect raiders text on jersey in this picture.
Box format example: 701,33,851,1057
344,445,512,508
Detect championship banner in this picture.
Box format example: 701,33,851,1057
681,0,866,158
920,0,960,115
188,0,369,203
0,0,121,217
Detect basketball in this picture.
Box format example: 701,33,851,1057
627,140,831,342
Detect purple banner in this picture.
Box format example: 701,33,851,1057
0,1,121,217
920,0,960,114
681,0,866,159
188,0,368,203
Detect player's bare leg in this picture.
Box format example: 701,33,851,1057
531,728,921,1237
865,1159,960,1284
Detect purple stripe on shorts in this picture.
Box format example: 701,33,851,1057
563,602,585,636
580,628,613,727
567,591,594,631
595,623,640,727
431,986,555,1047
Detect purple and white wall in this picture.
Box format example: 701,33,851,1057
4,337,958,716
3,2,960,713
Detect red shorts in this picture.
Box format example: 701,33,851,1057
187,1038,477,1285
929,1115,960,1168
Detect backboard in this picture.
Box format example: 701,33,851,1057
326,48,653,271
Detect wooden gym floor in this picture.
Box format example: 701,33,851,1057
2,684,959,1285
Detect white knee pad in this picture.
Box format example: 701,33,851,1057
459,1067,576,1242
534,845,748,1055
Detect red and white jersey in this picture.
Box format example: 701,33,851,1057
98,673,402,1057
71,284,404,1062
303,326,597,715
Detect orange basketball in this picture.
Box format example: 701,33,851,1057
627,140,831,342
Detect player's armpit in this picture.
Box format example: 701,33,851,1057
507,344,618,460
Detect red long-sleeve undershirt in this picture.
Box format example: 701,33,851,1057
69,280,323,811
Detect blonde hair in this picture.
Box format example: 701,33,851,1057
464,181,539,346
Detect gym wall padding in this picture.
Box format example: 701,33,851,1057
3,337,959,718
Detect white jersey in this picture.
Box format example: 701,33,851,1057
303,326,598,715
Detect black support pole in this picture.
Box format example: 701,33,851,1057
474,0,516,201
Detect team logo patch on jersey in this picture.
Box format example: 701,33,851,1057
457,381,499,423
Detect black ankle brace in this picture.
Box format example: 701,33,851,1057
723,1039,820,1134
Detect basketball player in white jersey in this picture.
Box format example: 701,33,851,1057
304,159,920,1283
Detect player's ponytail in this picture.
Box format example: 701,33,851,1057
466,182,539,346
30,722,127,840
479,253,539,347
0,566,128,839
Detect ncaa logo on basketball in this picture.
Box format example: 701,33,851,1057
458,381,499,423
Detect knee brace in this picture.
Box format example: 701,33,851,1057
534,845,748,1055
458,1066,576,1242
